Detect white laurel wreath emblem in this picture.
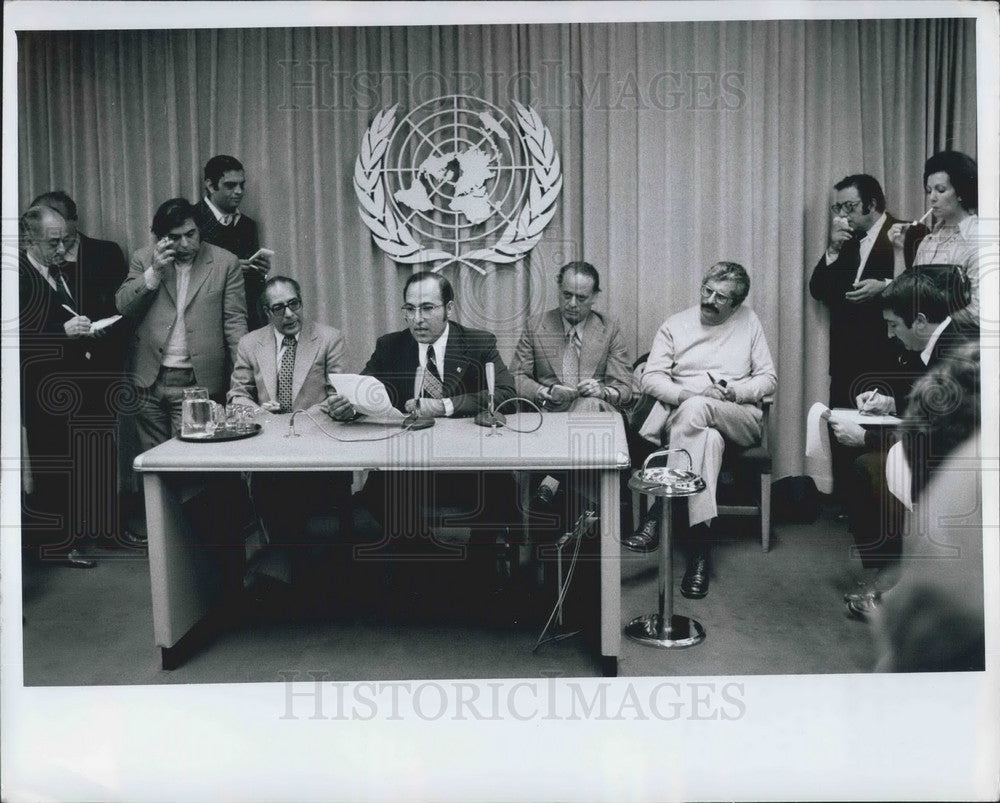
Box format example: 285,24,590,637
354,100,562,271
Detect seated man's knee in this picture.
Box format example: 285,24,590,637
674,395,715,425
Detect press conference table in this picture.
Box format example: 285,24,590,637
134,411,631,675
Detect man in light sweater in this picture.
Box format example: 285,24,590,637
624,262,776,598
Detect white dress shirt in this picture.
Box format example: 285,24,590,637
416,323,454,417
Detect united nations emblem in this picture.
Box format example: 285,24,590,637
354,95,562,273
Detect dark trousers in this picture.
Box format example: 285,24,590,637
22,379,121,556
250,471,353,581
358,471,519,554
847,449,906,570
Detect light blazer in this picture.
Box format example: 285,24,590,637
361,321,516,417
116,241,247,395
227,321,346,412
509,309,634,404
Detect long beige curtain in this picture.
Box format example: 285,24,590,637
16,20,976,479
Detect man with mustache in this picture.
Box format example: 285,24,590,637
625,262,776,599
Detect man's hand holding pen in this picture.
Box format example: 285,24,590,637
855,389,895,416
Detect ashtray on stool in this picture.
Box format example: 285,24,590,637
626,448,707,649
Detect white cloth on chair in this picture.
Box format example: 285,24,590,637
804,402,834,494
885,440,913,511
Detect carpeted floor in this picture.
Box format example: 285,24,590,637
18,506,877,686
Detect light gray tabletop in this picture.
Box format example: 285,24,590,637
134,411,631,473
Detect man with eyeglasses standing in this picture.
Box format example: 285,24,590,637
228,276,349,607
810,175,900,408
19,200,129,567
328,271,518,587
625,262,776,599
809,175,901,515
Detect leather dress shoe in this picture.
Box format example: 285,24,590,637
120,529,148,548
60,549,97,569
531,483,556,509
622,514,659,553
680,553,709,598
846,591,882,622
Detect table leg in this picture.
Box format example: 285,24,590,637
600,469,621,672
144,473,224,663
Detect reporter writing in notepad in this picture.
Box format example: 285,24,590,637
18,200,127,566
828,269,976,619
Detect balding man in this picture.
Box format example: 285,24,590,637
19,203,126,566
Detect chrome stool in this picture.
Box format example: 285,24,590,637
625,448,707,649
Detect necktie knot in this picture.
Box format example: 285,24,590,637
283,335,296,347
220,214,233,226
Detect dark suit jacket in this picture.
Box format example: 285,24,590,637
863,318,977,450
361,322,516,417
810,214,901,406
18,235,128,432
193,198,266,329
227,321,345,412
116,241,247,396
510,309,634,405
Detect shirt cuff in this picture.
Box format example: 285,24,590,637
144,267,161,290
443,398,455,417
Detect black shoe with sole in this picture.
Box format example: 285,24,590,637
622,513,660,553
680,551,710,598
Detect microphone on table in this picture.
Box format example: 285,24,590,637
404,364,435,429
474,362,507,428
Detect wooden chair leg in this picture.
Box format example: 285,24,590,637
760,472,772,552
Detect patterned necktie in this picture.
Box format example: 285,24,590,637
278,335,297,412
562,327,581,386
220,214,233,227
422,345,445,399
49,264,75,307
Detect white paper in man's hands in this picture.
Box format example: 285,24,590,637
90,314,122,333
328,374,406,423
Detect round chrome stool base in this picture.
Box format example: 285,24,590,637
625,613,706,649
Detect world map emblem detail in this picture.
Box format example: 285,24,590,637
355,95,563,273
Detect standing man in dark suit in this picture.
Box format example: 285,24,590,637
810,174,901,510
328,271,517,572
193,155,271,330
19,202,127,566
25,192,134,551
116,197,248,452
810,174,901,407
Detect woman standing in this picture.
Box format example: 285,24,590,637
889,150,980,325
